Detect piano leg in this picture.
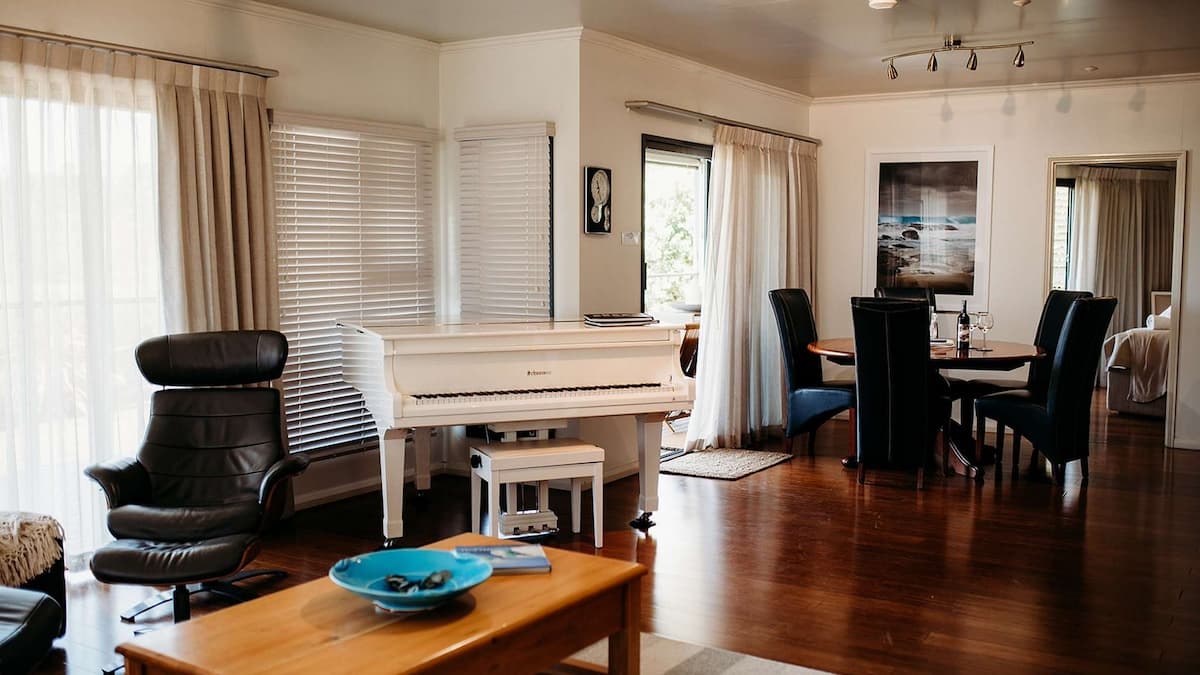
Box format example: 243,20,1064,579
413,427,432,494
379,427,407,543
630,413,665,531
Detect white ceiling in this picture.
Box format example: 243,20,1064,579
255,0,1200,97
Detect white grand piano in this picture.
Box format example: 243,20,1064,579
338,319,695,542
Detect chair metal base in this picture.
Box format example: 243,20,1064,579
119,569,287,623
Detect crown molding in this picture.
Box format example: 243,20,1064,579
580,29,812,106
811,71,1200,105
179,0,439,53
440,27,585,54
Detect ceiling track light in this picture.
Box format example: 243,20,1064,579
882,36,1033,80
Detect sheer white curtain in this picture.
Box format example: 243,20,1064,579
0,36,165,557
1069,166,1175,335
687,125,817,450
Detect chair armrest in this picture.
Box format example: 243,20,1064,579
83,458,151,509
257,454,311,511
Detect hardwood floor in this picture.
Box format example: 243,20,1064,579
35,396,1200,674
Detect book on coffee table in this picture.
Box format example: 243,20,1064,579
454,544,552,574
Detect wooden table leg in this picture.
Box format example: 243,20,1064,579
608,577,640,674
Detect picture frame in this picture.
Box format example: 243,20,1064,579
862,147,994,311
584,166,612,235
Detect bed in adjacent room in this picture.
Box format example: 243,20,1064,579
1104,295,1172,418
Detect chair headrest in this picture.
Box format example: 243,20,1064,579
136,331,288,386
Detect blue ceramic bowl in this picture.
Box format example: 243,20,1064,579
329,549,493,613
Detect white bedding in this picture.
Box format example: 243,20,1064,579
1104,328,1170,403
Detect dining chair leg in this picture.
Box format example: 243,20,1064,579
1010,434,1021,480
848,408,857,458
1029,444,1039,473
916,466,925,491
783,435,794,457
808,430,817,458
1081,457,1090,483
975,415,986,479
857,463,866,485
993,424,1004,481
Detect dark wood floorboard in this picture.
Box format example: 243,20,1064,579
33,394,1200,674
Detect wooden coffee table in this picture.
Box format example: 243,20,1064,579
117,533,647,674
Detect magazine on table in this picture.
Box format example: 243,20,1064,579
454,544,552,574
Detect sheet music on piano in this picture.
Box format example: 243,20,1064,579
338,318,695,541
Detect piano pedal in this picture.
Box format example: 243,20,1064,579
498,509,558,539
380,538,402,550
629,512,656,531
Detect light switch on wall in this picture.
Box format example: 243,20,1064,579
621,232,640,246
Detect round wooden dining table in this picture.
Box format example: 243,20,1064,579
807,338,1045,479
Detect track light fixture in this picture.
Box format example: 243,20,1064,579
882,36,1033,80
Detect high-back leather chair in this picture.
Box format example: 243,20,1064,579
769,289,854,456
949,289,1094,453
874,286,937,322
85,331,309,625
851,297,948,488
975,297,1117,483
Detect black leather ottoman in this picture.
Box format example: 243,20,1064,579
0,587,62,675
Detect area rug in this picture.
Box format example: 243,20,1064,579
660,449,791,480
564,633,829,674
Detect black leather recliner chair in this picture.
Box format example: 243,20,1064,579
0,587,61,675
975,297,1117,483
850,297,951,488
769,289,855,457
84,330,309,625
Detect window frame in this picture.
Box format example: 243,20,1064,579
639,134,713,313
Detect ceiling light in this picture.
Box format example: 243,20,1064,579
1013,0,1031,6
868,0,899,8
1084,65,1099,72
881,36,1033,79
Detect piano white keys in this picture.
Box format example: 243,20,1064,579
339,319,694,542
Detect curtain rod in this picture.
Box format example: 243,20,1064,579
1076,163,1175,172
625,100,821,146
0,24,279,78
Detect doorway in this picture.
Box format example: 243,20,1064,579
640,135,712,315
1044,152,1187,446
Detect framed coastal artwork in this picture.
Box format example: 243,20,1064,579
862,147,994,311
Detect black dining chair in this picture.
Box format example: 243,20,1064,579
974,297,1117,483
769,289,855,457
874,286,937,322
949,289,1093,463
850,297,951,488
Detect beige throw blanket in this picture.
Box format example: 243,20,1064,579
1104,328,1170,403
0,512,64,587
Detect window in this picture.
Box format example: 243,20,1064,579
641,136,712,313
272,113,435,453
455,123,554,319
1051,178,1074,290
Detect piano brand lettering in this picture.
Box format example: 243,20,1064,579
527,369,551,376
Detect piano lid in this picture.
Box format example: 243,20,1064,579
338,318,685,341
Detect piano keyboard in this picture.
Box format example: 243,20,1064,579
410,382,667,406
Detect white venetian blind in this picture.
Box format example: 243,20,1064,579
272,112,436,453
456,123,554,318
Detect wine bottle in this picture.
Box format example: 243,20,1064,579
957,300,971,351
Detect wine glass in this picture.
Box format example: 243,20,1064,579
975,311,994,351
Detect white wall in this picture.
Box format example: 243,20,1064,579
809,76,1200,448
439,29,583,319
4,0,440,126
577,30,811,314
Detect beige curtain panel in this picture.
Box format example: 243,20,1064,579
687,125,818,450
156,63,277,332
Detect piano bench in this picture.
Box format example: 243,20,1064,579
469,439,605,548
